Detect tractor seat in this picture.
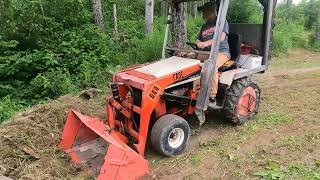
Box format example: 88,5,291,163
219,33,241,72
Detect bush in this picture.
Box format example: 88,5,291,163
272,22,310,55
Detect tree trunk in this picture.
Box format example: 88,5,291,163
191,1,197,18
112,4,118,34
145,0,154,34
317,12,320,41
160,0,166,16
287,0,292,24
92,0,104,30
172,2,187,48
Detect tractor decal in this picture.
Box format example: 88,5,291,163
173,71,184,81
148,84,161,101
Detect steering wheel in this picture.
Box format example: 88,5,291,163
186,42,199,50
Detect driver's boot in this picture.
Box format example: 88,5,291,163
208,97,221,110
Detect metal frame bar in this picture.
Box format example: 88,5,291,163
195,0,230,111
193,0,230,126
234,65,267,80
162,7,172,59
262,0,276,68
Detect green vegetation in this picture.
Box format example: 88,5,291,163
0,96,24,123
1,0,320,122
254,159,320,180
190,154,202,165
256,112,293,125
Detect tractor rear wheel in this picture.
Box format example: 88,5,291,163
224,78,261,124
150,114,190,157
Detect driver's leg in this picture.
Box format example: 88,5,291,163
210,53,230,98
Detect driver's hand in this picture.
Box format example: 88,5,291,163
196,41,208,49
179,51,189,57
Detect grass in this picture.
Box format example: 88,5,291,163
0,96,24,123
256,112,293,125
254,160,320,180
270,49,320,71
190,154,202,165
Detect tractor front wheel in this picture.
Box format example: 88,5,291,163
150,114,190,157
224,78,261,124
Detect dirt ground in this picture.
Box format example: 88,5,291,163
0,49,319,180
146,49,320,180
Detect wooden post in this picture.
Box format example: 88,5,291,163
112,4,118,34
92,0,105,30
145,0,154,34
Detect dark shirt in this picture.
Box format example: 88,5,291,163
198,19,230,57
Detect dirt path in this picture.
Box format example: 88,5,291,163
147,49,320,180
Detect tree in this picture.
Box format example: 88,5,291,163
112,3,118,34
317,12,320,41
305,0,318,29
92,0,104,30
160,0,166,16
228,0,261,23
172,2,187,48
287,0,293,23
191,1,197,18
145,0,154,34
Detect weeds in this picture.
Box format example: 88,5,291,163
0,96,24,123
190,154,202,165
256,112,293,125
254,160,320,180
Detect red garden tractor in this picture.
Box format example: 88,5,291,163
58,0,277,179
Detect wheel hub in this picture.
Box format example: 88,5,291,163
237,86,257,116
168,128,184,148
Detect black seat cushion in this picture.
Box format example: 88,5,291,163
228,33,241,61
218,33,241,72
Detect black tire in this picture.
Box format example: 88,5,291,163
150,114,190,157
224,78,261,124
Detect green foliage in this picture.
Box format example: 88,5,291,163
254,159,285,180
228,0,263,23
0,0,164,107
272,23,310,55
273,0,320,53
0,96,24,123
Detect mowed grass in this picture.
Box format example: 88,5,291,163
270,49,320,71
149,49,320,179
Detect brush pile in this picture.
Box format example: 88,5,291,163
0,95,105,179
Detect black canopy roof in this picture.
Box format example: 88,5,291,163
172,0,271,8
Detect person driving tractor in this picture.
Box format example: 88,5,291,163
196,1,230,107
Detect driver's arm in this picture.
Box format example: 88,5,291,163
197,32,226,49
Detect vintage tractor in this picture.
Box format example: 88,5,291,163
58,0,277,179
